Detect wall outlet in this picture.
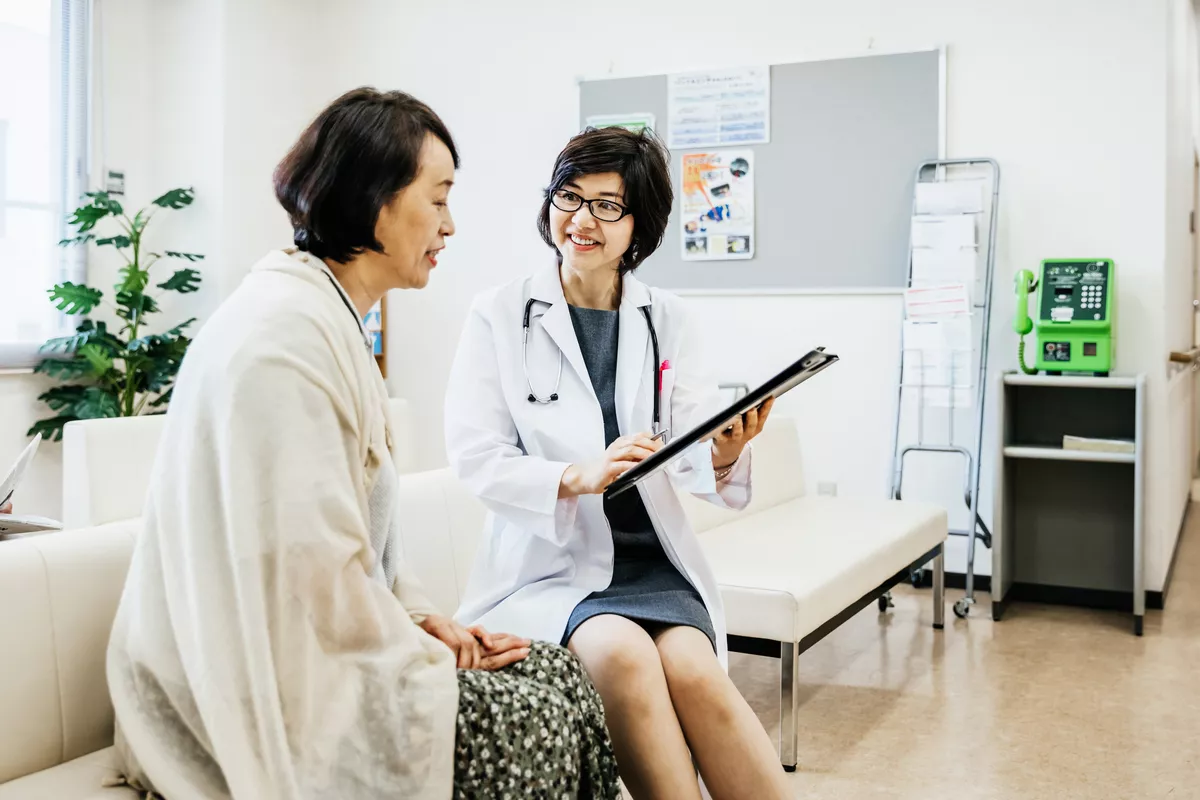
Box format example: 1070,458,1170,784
817,481,838,497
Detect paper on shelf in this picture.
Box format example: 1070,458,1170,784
1062,435,1135,454
912,214,976,249
912,248,977,287
904,284,971,319
902,316,974,408
940,314,973,353
915,180,985,215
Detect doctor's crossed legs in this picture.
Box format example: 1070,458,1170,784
446,126,790,799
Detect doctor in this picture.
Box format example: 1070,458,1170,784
445,127,789,800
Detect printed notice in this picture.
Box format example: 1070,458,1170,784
668,67,770,149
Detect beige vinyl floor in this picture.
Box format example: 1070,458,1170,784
717,508,1200,799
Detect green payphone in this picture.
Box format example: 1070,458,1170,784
1015,259,1114,376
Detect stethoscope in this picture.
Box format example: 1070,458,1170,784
523,297,661,429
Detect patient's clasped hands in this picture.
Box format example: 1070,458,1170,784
419,614,531,670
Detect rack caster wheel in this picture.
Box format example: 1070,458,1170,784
910,568,924,588
953,599,971,619
878,593,894,613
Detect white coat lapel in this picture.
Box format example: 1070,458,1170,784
615,276,653,437
530,265,596,405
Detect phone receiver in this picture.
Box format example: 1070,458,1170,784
1014,268,1038,375
1014,269,1036,336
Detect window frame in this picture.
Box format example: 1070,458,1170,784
0,0,90,369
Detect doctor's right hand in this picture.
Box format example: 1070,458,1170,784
559,432,663,497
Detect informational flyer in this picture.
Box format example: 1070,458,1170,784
668,66,770,149
584,113,656,134
680,150,755,261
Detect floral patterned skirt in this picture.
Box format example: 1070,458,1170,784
453,641,621,800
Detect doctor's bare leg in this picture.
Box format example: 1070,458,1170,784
567,615,703,800
653,625,790,800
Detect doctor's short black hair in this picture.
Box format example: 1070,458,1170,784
273,87,459,264
537,126,674,274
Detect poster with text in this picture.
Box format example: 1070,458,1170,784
668,66,770,149
680,150,755,261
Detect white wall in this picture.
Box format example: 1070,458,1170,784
1160,0,1200,577
218,0,347,298
323,0,1174,581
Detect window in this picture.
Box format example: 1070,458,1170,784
0,0,89,368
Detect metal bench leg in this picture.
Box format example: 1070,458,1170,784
780,641,798,772
933,544,945,630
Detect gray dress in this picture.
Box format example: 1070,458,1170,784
561,305,717,651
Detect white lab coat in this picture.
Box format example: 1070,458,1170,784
444,262,752,668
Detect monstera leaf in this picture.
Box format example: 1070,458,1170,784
152,188,195,209
31,186,204,435
48,282,103,315
33,357,93,381
117,264,150,294
68,192,123,232
96,235,132,249
158,268,201,293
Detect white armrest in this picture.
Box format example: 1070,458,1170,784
62,416,167,529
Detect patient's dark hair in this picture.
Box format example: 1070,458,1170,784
273,87,459,264
537,126,673,274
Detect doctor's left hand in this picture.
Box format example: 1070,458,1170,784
712,397,775,468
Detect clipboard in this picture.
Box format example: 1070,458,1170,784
0,433,63,536
1,434,42,510
605,347,839,498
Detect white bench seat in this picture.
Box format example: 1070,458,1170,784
703,496,947,643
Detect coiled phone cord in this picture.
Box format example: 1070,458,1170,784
1017,338,1038,375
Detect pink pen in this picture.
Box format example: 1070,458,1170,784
658,359,671,390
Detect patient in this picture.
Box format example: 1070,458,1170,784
105,88,620,799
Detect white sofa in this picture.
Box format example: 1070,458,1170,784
0,408,946,796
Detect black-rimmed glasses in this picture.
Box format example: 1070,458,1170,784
550,189,629,222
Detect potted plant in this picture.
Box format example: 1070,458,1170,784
27,188,204,441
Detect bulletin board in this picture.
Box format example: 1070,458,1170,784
578,50,942,291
